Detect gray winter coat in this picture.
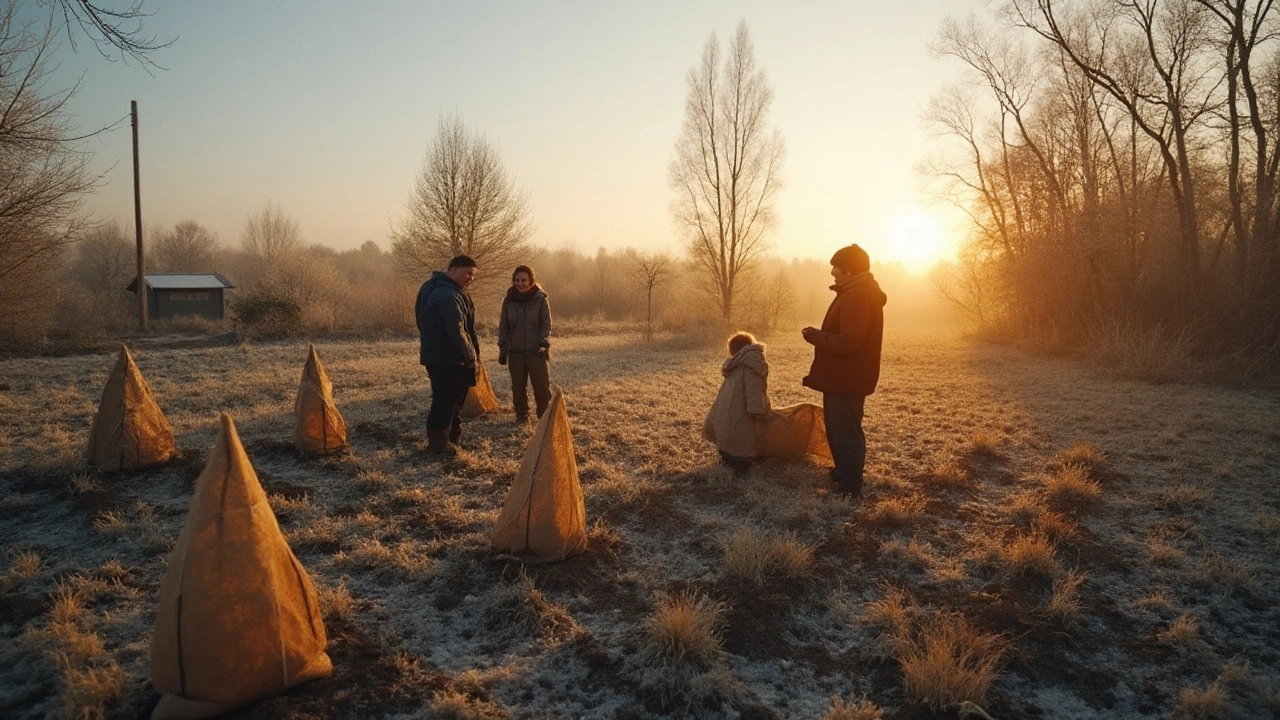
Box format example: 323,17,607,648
498,287,552,356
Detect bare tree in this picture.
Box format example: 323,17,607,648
150,219,220,272
52,0,173,68
0,5,98,342
670,21,785,322
632,252,671,337
1012,0,1220,293
392,114,532,283
67,221,133,327
241,201,301,266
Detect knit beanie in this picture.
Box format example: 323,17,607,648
830,244,870,274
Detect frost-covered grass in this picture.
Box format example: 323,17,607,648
1,326,1279,719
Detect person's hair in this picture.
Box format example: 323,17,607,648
727,331,756,355
512,264,536,284
447,254,477,269
830,244,870,274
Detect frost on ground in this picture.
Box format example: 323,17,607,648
1,328,1278,719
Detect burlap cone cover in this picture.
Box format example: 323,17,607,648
293,345,348,455
151,414,331,719
86,346,176,472
760,403,832,461
491,387,586,562
461,360,499,417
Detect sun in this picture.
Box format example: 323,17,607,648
886,211,950,273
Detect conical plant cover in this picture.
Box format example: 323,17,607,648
760,403,833,461
151,414,331,720
86,346,177,472
293,345,347,455
461,360,500,417
491,387,586,562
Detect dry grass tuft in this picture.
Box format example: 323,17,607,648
923,462,970,491
489,571,578,640
640,591,726,666
1031,511,1079,542
1043,464,1101,507
354,469,391,490
721,528,768,582
897,611,1005,712
1191,548,1254,594
629,590,737,710
1000,532,1061,579
720,528,813,584
881,537,938,573
862,586,921,644
966,431,1002,458
1005,493,1044,525
867,494,927,526
821,694,884,720
4,548,43,588
428,688,505,720
317,580,356,620
1172,681,1229,719
1158,613,1205,654
1158,484,1214,512
1216,659,1251,688
55,654,125,720
586,517,622,556
1057,441,1105,470
1134,589,1175,614
69,472,100,494
1147,534,1187,567
1046,570,1087,622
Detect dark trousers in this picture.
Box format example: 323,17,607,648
824,393,866,487
508,351,551,418
425,364,473,434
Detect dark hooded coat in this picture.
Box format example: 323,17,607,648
803,272,887,396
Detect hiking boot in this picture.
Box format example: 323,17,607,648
426,428,458,456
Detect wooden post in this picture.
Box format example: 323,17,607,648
132,100,147,331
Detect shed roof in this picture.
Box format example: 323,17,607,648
126,274,236,291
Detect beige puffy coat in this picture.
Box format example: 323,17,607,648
702,343,771,459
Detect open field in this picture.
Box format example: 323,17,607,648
2,327,1279,719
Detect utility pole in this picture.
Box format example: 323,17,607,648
132,100,147,331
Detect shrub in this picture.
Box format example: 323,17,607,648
231,294,302,336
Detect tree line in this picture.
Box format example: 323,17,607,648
927,0,1280,372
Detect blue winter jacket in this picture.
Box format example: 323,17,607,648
415,271,479,367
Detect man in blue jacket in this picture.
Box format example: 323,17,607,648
415,255,480,455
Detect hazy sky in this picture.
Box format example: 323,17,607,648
54,1,979,268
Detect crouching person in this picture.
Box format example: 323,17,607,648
703,332,770,476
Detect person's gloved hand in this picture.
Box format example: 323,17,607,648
498,351,508,366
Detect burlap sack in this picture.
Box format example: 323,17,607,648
461,360,500,417
491,387,586,562
86,346,176,472
151,414,331,719
293,345,348,455
760,403,832,461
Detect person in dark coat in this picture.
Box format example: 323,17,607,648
497,265,552,423
802,244,887,497
415,255,480,455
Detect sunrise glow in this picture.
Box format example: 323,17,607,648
884,210,952,273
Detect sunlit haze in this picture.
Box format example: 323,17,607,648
56,1,977,269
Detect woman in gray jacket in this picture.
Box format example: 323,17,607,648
498,265,552,422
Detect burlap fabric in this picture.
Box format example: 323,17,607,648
491,387,586,562
461,360,500,417
151,414,331,719
293,345,347,455
86,346,176,472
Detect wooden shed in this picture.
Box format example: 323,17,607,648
126,274,236,321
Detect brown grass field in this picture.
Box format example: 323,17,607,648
1,327,1279,719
